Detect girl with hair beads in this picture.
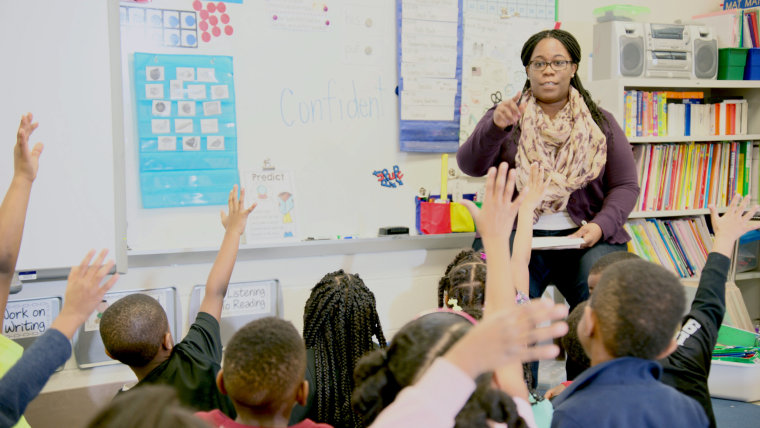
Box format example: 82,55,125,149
438,249,486,319
352,310,531,428
440,163,548,316
290,270,386,428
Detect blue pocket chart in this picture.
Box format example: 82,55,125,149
134,53,239,208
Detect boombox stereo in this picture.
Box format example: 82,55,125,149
593,21,718,80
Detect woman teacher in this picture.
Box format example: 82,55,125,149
457,29,639,311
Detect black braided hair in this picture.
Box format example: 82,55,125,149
303,270,387,428
438,250,487,320
352,311,527,428
519,29,608,130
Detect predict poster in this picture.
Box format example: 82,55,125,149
241,170,299,243
134,52,239,208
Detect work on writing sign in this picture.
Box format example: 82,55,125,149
242,170,299,243
3,298,61,340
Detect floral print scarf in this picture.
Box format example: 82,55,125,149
515,86,607,221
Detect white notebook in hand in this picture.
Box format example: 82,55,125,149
531,236,586,250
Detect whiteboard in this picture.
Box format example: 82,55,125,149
120,0,480,252
0,0,125,274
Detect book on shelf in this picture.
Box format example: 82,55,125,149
623,90,748,138
632,142,755,211
625,217,713,279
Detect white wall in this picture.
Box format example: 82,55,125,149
10,0,724,396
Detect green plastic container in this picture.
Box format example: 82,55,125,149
718,48,748,80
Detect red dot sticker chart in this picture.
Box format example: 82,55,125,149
134,53,239,209
192,0,235,43
120,4,199,48
266,0,332,31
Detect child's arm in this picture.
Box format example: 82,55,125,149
463,163,536,401
513,163,547,297
51,249,120,338
0,114,44,328
683,195,760,330
462,162,522,319
709,195,760,258
198,185,256,322
0,249,117,426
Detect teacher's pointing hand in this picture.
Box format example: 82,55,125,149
492,91,527,130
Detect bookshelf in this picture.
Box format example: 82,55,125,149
587,78,760,134
588,78,760,328
588,78,760,275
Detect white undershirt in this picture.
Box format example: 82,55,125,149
532,210,578,230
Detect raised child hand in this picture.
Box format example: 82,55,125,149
520,162,547,212
14,113,44,182
52,249,119,339
709,195,760,257
444,298,568,379
462,162,524,243
220,185,257,236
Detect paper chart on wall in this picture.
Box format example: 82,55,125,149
459,14,551,144
134,53,240,208
463,0,556,20
241,170,299,243
399,0,459,122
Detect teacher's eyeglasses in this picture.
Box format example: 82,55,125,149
527,59,573,72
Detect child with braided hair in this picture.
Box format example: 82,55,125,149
289,270,386,428
353,163,568,428
438,249,486,319
440,163,548,317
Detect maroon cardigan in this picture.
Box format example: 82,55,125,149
456,107,639,244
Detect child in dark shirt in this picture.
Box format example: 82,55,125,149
99,185,255,417
196,317,332,428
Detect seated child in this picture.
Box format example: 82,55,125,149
1,250,119,427
99,185,255,417
360,302,567,428
290,270,386,428
559,301,590,382
438,162,545,319
353,310,532,427
438,249,486,319
550,258,709,427
0,113,44,428
88,385,207,428
196,317,331,428
547,195,760,428
585,251,639,294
